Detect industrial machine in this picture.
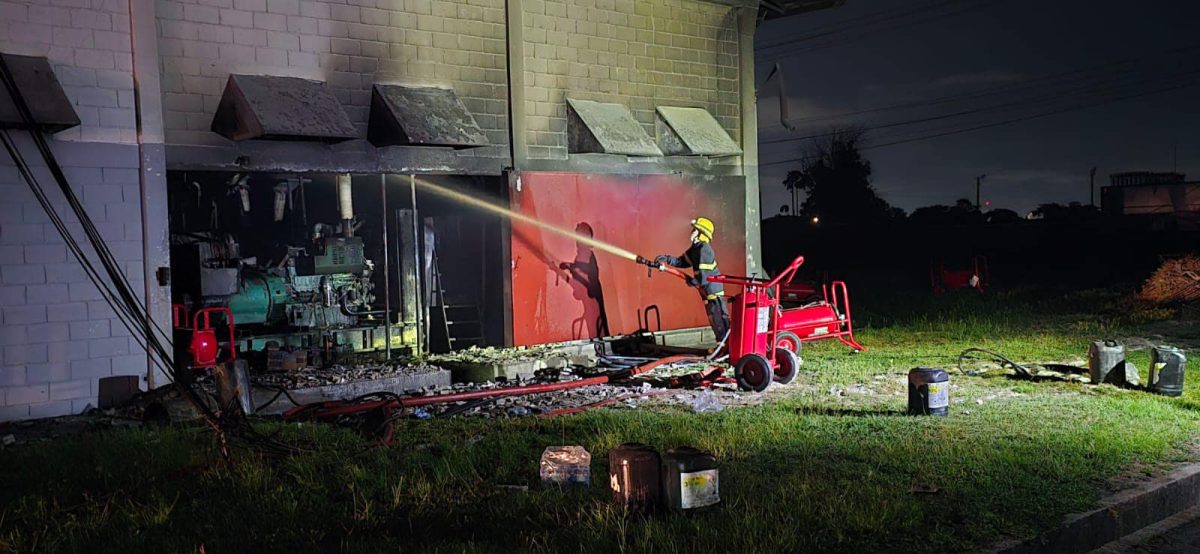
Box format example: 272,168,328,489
170,173,395,369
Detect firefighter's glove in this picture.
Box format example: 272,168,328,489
654,255,670,266
686,277,699,287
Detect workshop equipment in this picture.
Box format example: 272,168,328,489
1088,340,1126,384
1149,346,1187,397
609,443,662,511
907,367,949,416
704,255,863,392
661,447,719,511
931,255,989,294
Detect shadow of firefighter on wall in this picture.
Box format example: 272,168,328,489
557,223,610,340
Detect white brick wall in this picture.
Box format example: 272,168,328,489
522,0,742,160
156,0,511,148
0,0,138,144
0,0,149,421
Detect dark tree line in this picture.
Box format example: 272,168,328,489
778,128,1099,225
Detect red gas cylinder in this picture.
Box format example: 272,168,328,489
190,329,219,367
189,307,235,368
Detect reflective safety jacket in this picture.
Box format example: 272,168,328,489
662,241,724,301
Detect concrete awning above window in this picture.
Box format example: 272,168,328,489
759,0,847,20
367,84,489,148
0,53,80,133
656,106,741,157
210,74,357,142
566,98,663,157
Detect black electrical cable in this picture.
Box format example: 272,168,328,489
758,48,1194,132
0,56,302,458
253,386,304,413
761,58,1200,146
957,347,1035,378
761,76,1200,168
757,0,998,57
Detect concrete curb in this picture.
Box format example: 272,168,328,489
982,462,1200,554
253,370,451,415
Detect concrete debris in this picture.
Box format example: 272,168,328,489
254,362,442,389
431,345,558,364
692,390,724,413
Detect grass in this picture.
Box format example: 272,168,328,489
3,288,1200,553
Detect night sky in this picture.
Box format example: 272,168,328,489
755,0,1200,217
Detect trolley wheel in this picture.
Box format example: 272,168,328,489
735,354,773,392
774,331,802,354
773,347,800,384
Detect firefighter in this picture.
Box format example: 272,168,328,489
654,217,730,343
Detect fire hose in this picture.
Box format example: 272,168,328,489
283,354,702,422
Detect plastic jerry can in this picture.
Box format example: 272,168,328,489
1088,340,1126,384
661,447,719,511
908,367,949,416
540,446,591,486
1149,346,1187,397
609,443,661,511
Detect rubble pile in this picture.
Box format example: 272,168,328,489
430,345,559,365
253,362,442,389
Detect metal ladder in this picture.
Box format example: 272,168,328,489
429,249,484,351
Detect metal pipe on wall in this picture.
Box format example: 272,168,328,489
337,173,354,237
410,174,424,354
381,174,391,360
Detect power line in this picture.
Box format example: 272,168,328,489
757,0,1006,62
761,57,1200,147
757,0,966,50
759,77,1200,168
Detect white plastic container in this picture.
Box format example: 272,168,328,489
540,446,591,486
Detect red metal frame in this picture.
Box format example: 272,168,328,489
172,303,189,329
778,280,865,351
709,255,865,373
189,307,237,368
931,255,989,294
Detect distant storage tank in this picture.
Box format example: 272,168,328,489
1149,346,1187,397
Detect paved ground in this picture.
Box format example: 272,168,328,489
1093,507,1200,553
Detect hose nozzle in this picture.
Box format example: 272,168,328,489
636,255,656,267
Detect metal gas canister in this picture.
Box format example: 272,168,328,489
1149,346,1187,397
661,447,719,511
1088,340,1126,384
609,443,661,511
908,367,949,416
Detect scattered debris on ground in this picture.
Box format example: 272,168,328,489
252,362,443,389
430,344,559,365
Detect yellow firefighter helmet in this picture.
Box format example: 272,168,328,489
691,217,715,241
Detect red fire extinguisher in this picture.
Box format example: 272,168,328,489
189,307,236,368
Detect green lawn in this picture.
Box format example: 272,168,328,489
3,288,1199,553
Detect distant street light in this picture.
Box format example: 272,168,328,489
811,216,820,225
975,174,987,209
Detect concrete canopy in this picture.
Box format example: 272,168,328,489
566,98,663,157
367,84,489,148
656,106,742,157
210,74,357,143
0,53,80,133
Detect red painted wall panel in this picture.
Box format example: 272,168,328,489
511,171,746,346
